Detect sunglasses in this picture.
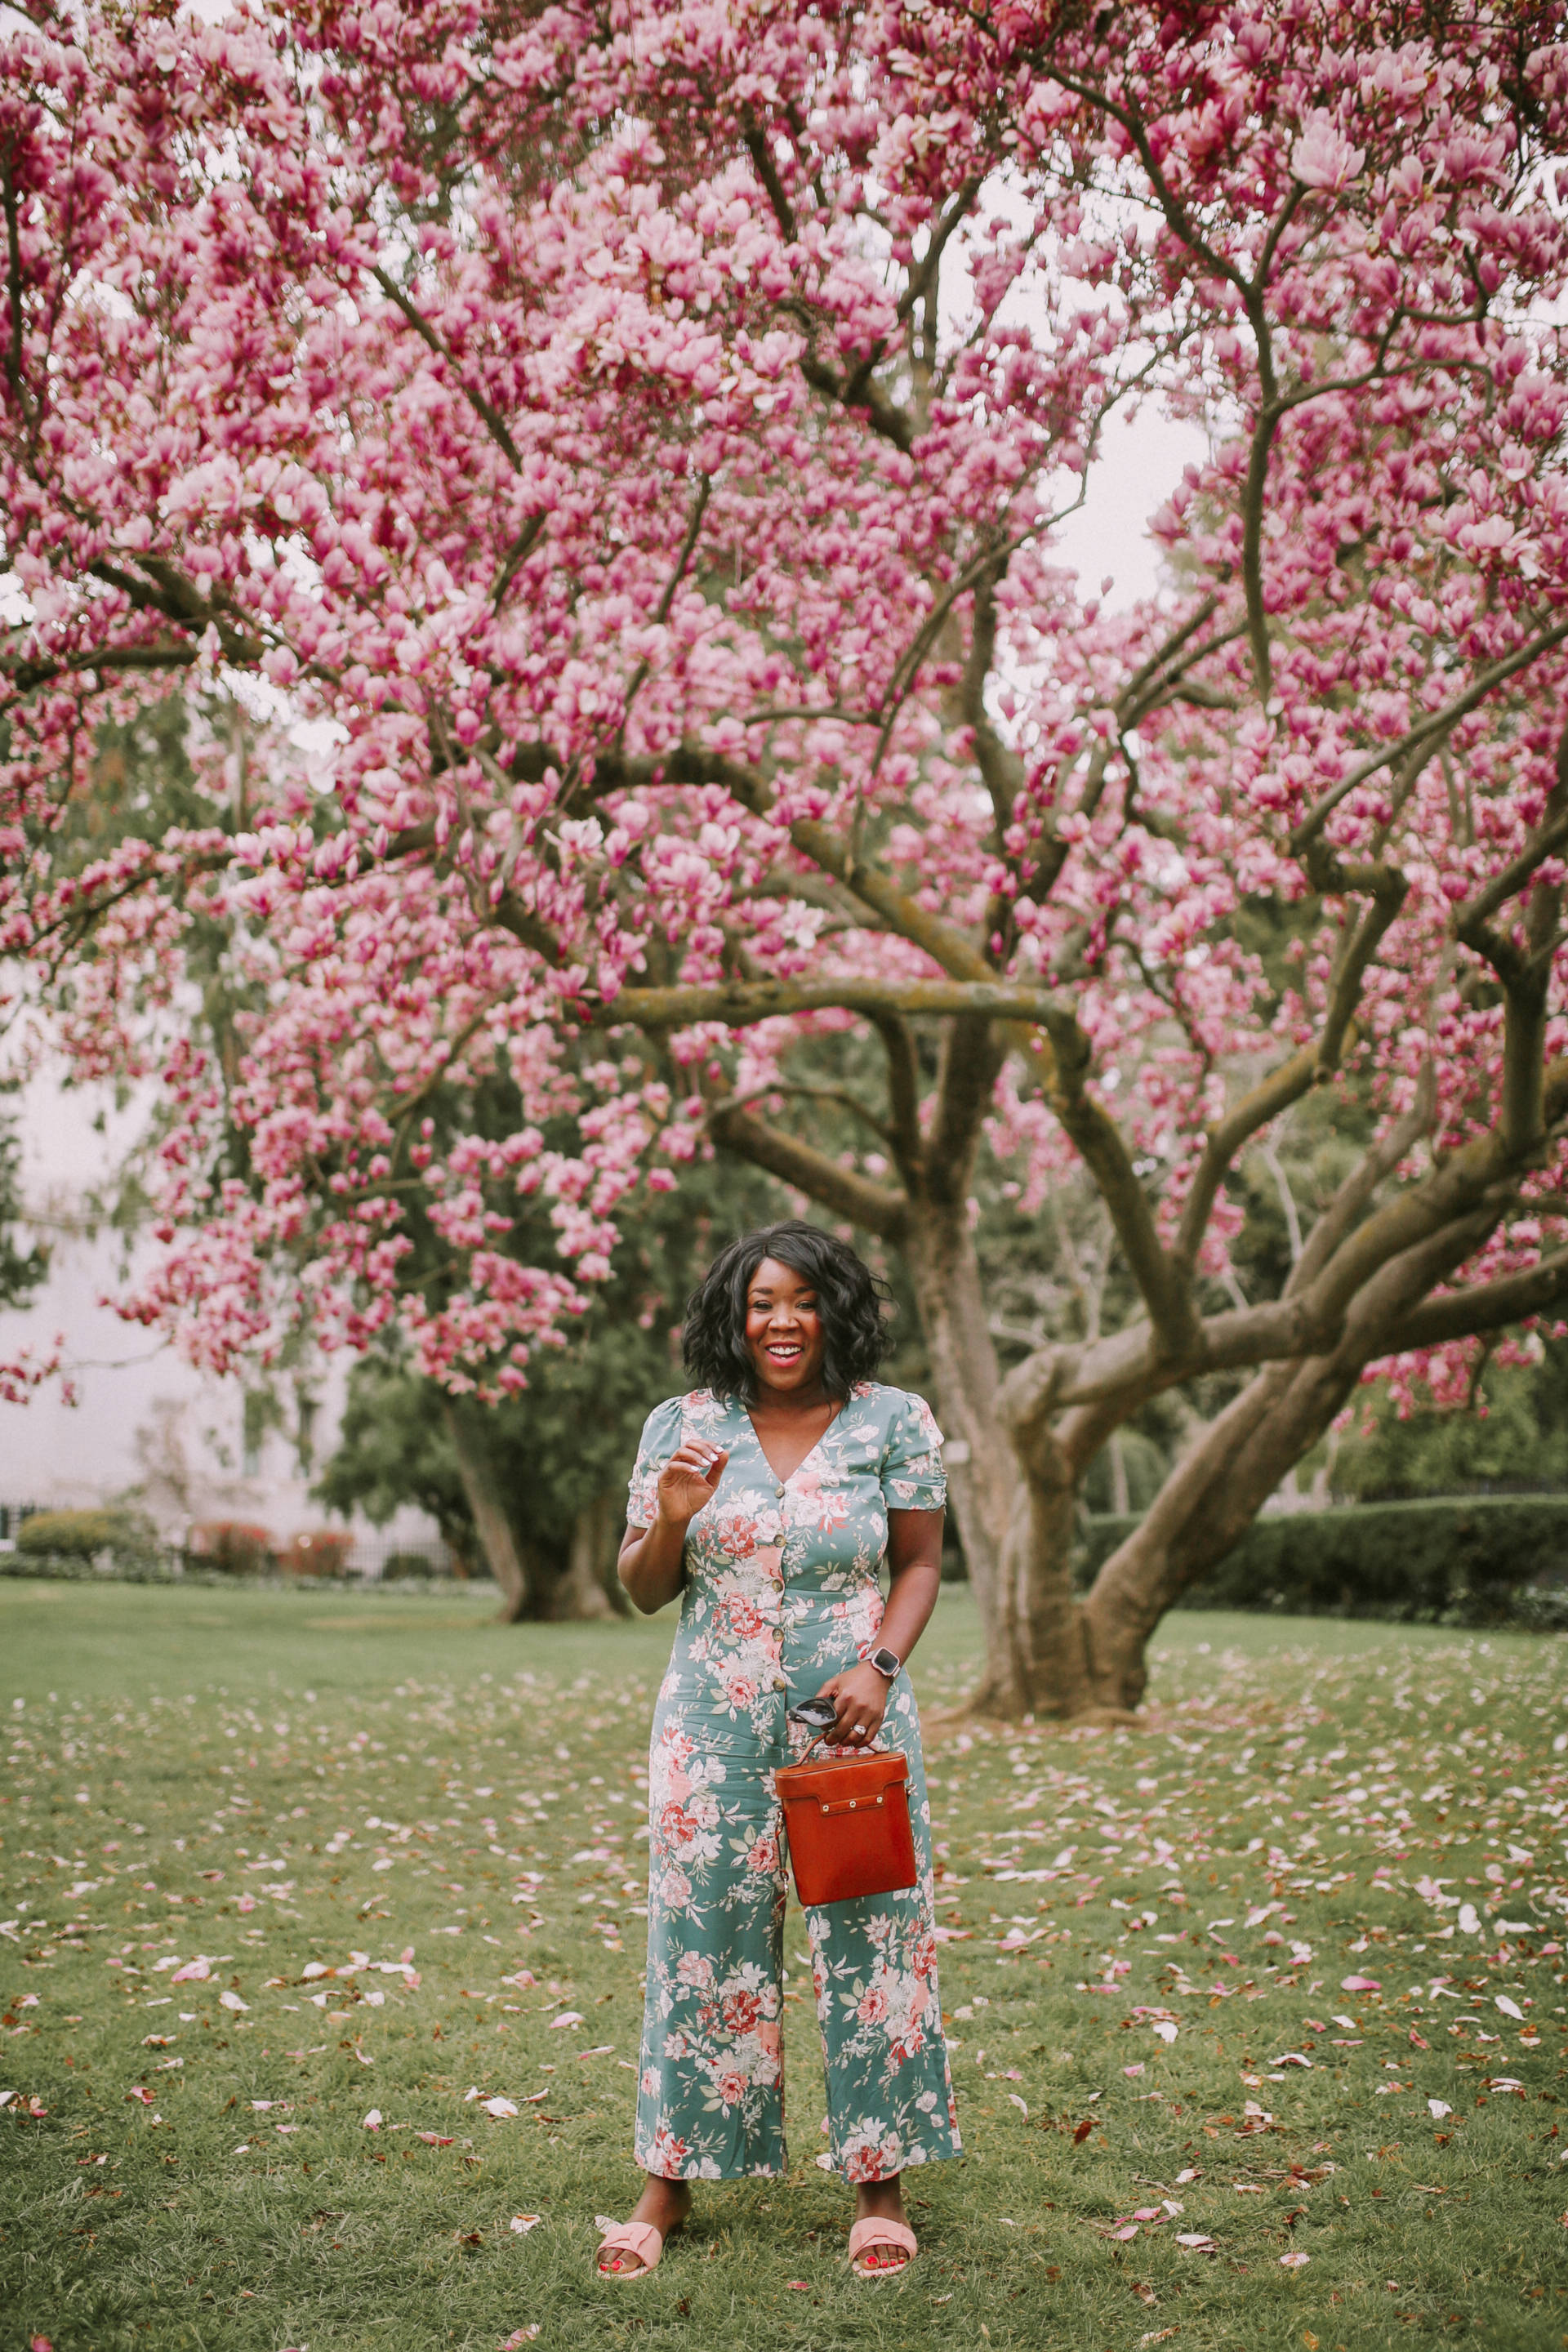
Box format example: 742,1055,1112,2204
786,1696,838,1732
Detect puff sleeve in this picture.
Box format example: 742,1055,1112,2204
626,1395,686,1529
879,1388,947,1512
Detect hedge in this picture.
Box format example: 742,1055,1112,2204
16,1507,158,1563
1,1548,181,1586
0,1548,490,1592
1076,1494,1568,1628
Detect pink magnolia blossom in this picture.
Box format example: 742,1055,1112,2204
1290,111,1366,192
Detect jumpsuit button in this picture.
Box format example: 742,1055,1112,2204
773,1676,787,1692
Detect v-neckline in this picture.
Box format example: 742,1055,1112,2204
743,1401,842,1489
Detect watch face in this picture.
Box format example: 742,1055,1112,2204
871,1647,899,1677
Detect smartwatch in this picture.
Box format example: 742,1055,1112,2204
868,1646,901,1681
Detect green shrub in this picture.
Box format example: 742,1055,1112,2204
1078,1495,1568,1625
16,1508,158,1563
381,1550,438,1579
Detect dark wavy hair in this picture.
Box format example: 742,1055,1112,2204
681,1221,893,1403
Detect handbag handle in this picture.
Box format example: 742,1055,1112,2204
797,1728,887,1764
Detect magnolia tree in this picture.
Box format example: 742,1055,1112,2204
6,0,1568,1706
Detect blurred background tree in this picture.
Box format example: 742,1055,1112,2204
1332,1342,1568,1503
0,1109,47,1316
315,1147,787,1616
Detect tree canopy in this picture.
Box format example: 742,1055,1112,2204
6,0,1568,1704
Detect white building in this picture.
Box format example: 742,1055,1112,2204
0,1072,441,1566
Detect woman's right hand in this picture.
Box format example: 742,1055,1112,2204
655,1441,729,1528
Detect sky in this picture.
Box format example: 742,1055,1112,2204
1054,405,1207,604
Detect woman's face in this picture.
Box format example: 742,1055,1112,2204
743,1256,828,1397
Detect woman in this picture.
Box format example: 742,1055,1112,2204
595,1221,960,2283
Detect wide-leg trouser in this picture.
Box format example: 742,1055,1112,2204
634,1676,961,2182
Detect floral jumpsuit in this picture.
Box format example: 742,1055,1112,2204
628,1381,961,2183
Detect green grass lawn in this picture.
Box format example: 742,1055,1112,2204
2,1577,1566,2350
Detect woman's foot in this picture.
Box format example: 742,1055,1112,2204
595,2176,691,2275
850,2176,915,2275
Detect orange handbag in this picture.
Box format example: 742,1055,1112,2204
774,1737,919,1908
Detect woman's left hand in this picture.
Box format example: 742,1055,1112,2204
815,1661,890,1747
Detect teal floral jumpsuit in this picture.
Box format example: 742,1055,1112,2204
627,1381,961,2183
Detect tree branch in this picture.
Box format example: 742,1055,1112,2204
998,1284,1340,1438
1285,1066,1438,1301
599,742,1001,986
871,530,1031,781
89,555,269,664
1449,718,1568,974
1452,733,1568,1153
372,262,522,472
490,511,546,613
724,1079,895,1149
1384,1242,1568,1352
1295,1057,1568,1334
799,352,914,454
1031,603,1243,902
1000,1061,1567,1461
706,1099,910,1241
925,1013,1008,1205
489,891,567,966
742,114,796,243
602,975,1067,1027
1290,617,1568,853
895,177,985,326
616,476,711,742
1116,594,1222,714
1035,1001,1199,1356
1239,397,1282,701
963,567,1023,842
1262,1139,1304,1264
869,1009,924,1183
1173,866,1407,1270
3,637,198,694
1,147,38,433
1449,796,1568,960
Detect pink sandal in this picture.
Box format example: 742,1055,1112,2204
595,2219,670,2278
848,2216,918,2278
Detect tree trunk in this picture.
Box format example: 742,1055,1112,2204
443,1399,534,1622
901,1192,1102,1721
996,1419,1097,1717
904,1196,1021,1706
551,1494,623,1619
986,1358,1128,1720
1080,1344,1363,1709
1109,1432,1130,1517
